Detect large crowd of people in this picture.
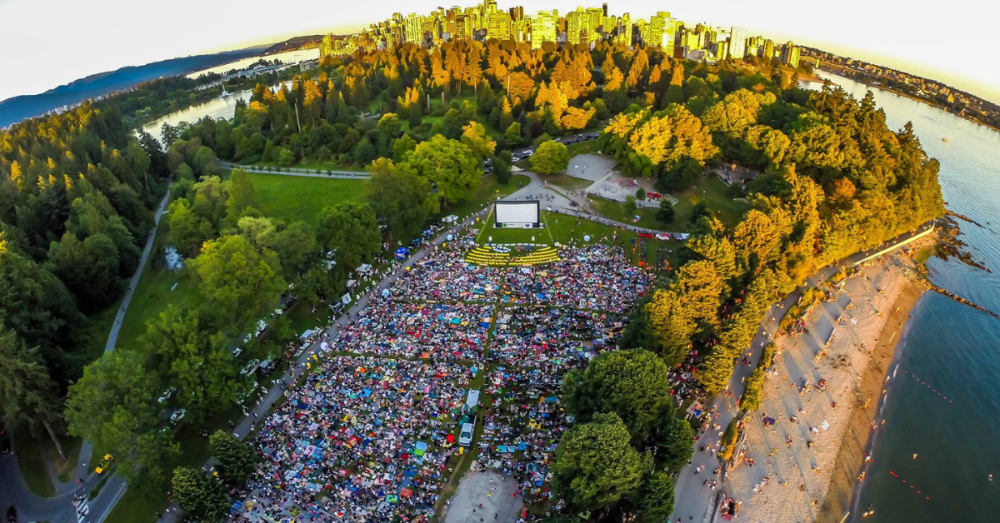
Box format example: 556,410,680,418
335,301,494,363
236,244,651,523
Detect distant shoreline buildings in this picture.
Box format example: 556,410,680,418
319,1,801,69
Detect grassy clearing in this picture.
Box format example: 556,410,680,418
48,434,83,483
669,175,748,229
114,253,200,356
586,195,668,230
477,211,680,268
14,433,55,498
543,173,592,191
565,139,599,158
247,172,368,227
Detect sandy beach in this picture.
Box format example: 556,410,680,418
725,253,927,523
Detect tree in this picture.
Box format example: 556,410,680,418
653,408,695,473
493,150,513,185
656,156,704,192
635,187,647,201
623,195,637,218
278,148,296,167
529,141,570,175
224,169,258,224
46,232,121,311
209,431,257,485
141,306,240,416
366,159,431,241
460,122,496,161
407,135,480,212
66,350,179,485
172,467,230,523
0,328,66,457
392,134,417,163
168,199,214,257
644,260,725,365
408,102,422,129
551,413,648,511
563,350,672,441
656,199,675,224
504,122,522,147
633,472,676,523
188,234,286,335
317,202,382,281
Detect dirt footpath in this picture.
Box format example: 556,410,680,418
442,470,523,523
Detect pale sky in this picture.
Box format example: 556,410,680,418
1,0,998,104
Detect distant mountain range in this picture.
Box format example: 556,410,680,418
0,46,271,129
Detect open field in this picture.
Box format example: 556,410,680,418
476,210,680,268
247,172,368,227
586,195,668,230
670,175,748,228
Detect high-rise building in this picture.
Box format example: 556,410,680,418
566,8,586,45
762,39,775,60
404,13,425,44
487,11,512,40
587,7,604,41
603,2,608,16
530,11,557,48
645,11,675,50
729,26,746,59
618,13,632,46
509,6,524,20
455,14,472,40
716,39,730,61
781,42,800,68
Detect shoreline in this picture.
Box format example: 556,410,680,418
728,253,927,522
817,270,928,522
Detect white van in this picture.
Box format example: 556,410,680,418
459,421,475,446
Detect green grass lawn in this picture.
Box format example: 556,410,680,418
476,210,680,268
14,433,55,498
113,219,201,357
586,195,668,231
543,173,592,191
247,172,368,228
433,174,530,222
670,175,748,228
49,435,83,483
566,139,600,158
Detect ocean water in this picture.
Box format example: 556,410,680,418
802,73,1000,522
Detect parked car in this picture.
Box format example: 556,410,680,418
459,421,475,446
158,387,176,404
655,233,671,241
241,359,261,376
170,409,186,424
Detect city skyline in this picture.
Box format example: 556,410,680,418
1,0,997,105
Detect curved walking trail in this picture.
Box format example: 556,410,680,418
105,192,172,352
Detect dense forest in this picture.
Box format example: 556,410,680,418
0,33,943,520
0,98,169,451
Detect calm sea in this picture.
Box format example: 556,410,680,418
803,72,1000,522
